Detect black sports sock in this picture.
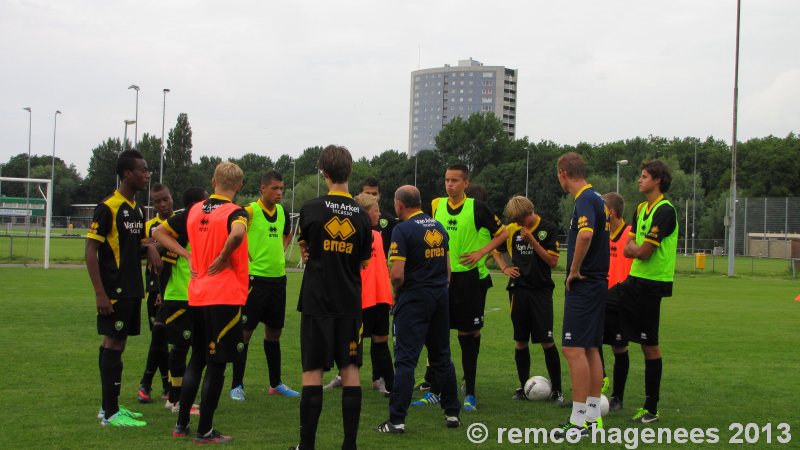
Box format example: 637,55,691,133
370,341,391,386
141,325,167,387
644,357,662,413
543,346,563,392
198,361,226,435
370,341,381,382
299,385,323,450
264,339,282,388
101,348,122,418
459,334,480,396
177,354,205,428
98,346,105,410
612,350,629,401
424,362,433,384
341,386,362,450
375,341,394,391
169,344,189,404
514,347,530,389
231,343,249,389
599,346,607,378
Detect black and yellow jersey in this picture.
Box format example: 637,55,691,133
296,192,372,318
499,216,560,290
86,190,146,299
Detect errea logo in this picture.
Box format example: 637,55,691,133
324,217,355,240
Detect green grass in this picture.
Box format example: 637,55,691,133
3,235,796,279
1,269,798,448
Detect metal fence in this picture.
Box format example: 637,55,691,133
726,197,800,257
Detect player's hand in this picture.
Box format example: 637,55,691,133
565,269,586,291
207,255,230,275
96,293,113,316
459,251,483,268
502,266,520,278
519,226,535,244
146,245,163,274
155,293,163,306
300,245,309,264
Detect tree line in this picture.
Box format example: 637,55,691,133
2,113,798,243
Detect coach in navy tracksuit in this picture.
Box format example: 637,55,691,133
375,185,461,434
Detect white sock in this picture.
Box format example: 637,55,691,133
585,396,601,422
570,401,587,425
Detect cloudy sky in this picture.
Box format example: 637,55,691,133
1,0,798,176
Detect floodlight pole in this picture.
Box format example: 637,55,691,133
51,111,62,187
128,85,140,147
23,107,32,223
616,159,628,193
160,88,170,184
525,146,530,198
727,0,741,277
692,142,697,254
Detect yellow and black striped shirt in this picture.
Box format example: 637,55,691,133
87,190,145,299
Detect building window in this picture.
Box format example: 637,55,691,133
481,97,492,103
483,72,494,78
482,88,492,94
481,105,492,111
483,79,493,86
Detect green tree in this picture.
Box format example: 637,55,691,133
80,138,123,203
230,153,273,197
435,113,510,175
136,133,165,184
164,113,193,198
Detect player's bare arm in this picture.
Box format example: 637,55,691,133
390,259,405,292
566,231,591,291
85,238,113,316
459,227,508,267
623,238,656,260
492,249,520,278
208,221,246,275
520,226,558,268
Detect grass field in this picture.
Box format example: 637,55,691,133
1,268,798,449
2,235,797,279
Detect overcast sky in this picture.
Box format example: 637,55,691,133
1,0,798,176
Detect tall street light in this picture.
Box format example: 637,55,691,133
23,107,32,202
692,142,698,254
727,0,742,277
290,159,297,224
160,88,170,183
615,159,628,192
123,119,136,150
50,111,62,186
128,85,140,147
22,106,32,227
525,146,531,198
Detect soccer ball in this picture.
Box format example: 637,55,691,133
599,394,610,416
524,376,552,401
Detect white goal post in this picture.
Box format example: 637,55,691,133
0,176,53,269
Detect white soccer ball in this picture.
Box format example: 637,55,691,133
600,394,610,416
524,376,552,401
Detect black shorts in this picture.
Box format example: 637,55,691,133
97,297,142,338
362,303,391,337
509,287,554,344
195,305,245,363
561,278,606,348
242,275,287,331
156,300,193,347
145,290,160,330
603,284,629,347
617,278,663,346
449,268,491,331
300,314,362,372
